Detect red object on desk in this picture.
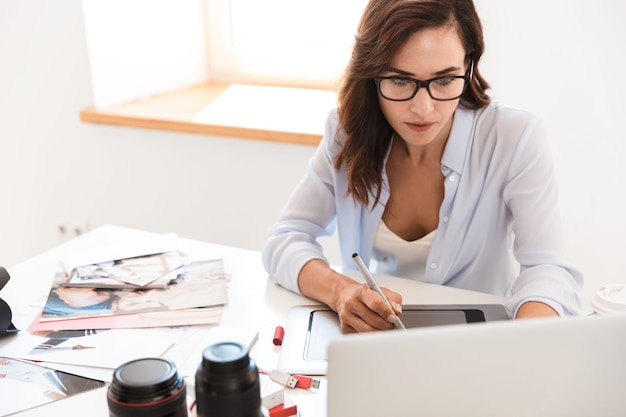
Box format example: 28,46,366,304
268,398,297,417
273,326,285,346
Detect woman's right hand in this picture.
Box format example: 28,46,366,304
298,259,403,333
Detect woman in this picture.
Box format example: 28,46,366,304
262,0,582,332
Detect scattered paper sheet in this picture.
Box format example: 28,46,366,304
29,305,224,331
60,232,187,274
1,327,188,369
0,356,105,416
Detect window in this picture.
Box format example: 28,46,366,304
81,0,369,143
83,0,368,107
82,0,209,108
205,0,370,89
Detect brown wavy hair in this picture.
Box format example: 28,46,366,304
335,0,491,207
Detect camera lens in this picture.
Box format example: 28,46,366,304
195,342,263,417
107,357,187,417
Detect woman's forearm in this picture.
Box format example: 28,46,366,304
297,259,356,311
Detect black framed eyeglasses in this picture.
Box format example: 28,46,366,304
374,67,471,102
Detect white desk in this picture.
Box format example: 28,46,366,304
0,225,505,416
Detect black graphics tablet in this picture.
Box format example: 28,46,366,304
277,304,510,375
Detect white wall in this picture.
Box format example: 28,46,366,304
1,0,625,311
0,0,316,267
474,0,626,308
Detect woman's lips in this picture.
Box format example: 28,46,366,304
406,121,434,132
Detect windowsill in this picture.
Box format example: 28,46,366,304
79,82,337,146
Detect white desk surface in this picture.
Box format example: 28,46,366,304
0,225,504,416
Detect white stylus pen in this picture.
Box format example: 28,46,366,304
352,252,406,330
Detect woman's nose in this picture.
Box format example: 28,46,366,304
408,86,434,115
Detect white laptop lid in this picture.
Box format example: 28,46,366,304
327,314,626,417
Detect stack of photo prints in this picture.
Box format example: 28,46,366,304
31,249,228,331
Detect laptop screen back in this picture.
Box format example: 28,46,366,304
327,314,626,417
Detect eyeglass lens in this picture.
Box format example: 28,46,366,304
378,76,466,101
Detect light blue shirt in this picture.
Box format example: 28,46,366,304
262,102,583,316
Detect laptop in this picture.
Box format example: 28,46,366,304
327,314,626,417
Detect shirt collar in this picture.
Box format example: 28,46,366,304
441,105,475,175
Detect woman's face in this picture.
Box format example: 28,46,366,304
378,26,467,150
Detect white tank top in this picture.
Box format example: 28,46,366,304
371,220,436,281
